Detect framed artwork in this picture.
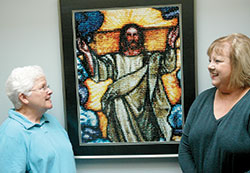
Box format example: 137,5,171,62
59,0,195,158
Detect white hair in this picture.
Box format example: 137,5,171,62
5,65,45,109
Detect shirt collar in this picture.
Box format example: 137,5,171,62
8,109,49,130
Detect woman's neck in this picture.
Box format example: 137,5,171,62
217,87,250,100
213,87,250,119
17,107,43,124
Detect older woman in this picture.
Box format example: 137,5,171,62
178,33,250,172
0,65,76,173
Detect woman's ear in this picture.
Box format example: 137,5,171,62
18,93,29,105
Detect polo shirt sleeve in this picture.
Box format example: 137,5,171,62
0,135,28,173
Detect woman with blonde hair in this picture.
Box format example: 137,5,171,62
179,33,250,172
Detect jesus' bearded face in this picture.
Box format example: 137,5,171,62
125,27,140,50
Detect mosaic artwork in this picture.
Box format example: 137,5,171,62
73,5,183,144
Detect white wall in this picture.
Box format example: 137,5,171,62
0,0,250,172
0,0,64,125
195,0,250,93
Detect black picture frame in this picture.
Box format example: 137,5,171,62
59,0,195,158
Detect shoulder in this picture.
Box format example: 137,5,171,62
245,89,250,101
0,117,26,137
100,53,116,62
146,51,161,58
189,87,215,112
235,89,250,113
0,118,28,147
198,87,216,96
194,87,216,104
43,113,62,126
185,87,216,122
43,113,67,132
43,113,57,121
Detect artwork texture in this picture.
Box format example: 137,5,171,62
73,6,183,145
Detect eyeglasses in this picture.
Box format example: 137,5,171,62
30,85,50,92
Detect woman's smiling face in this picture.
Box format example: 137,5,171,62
27,76,53,113
208,43,232,91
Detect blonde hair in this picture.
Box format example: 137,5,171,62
5,65,45,109
207,33,250,89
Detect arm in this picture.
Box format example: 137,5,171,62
167,26,179,49
77,38,95,76
178,128,196,172
161,26,180,74
0,135,28,173
77,38,115,81
178,103,197,173
101,66,148,113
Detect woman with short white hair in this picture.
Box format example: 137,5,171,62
0,65,76,173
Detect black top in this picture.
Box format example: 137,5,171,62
178,87,250,173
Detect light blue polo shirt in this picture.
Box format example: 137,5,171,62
0,109,76,173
